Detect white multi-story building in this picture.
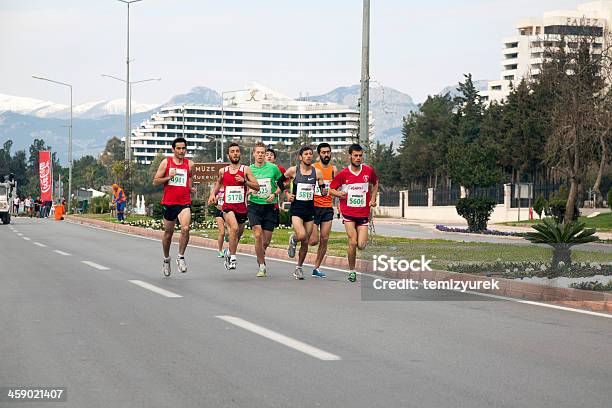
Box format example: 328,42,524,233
485,1,612,102
131,83,362,164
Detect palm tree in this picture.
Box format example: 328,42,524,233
524,218,598,270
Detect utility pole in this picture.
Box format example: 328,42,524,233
359,0,370,151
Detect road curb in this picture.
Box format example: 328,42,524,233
65,215,611,314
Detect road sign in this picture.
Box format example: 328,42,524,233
193,163,227,184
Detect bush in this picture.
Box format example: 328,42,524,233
608,189,612,210
548,199,579,224
151,202,163,219
455,196,497,232
550,186,569,201
90,196,110,214
191,200,206,223
533,193,547,219
278,209,291,227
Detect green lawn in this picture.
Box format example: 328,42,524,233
73,213,611,268
501,212,612,232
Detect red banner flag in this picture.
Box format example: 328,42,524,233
39,151,53,202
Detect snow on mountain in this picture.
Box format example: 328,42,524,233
0,93,158,119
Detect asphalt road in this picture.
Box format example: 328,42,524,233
1,217,611,408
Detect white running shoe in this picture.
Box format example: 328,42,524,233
293,266,304,280
287,233,297,258
228,256,237,270
256,264,267,277
162,258,171,277
177,256,187,273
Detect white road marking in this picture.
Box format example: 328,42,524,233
16,233,23,236
53,250,71,256
22,237,31,241
70,220,612,319
81,261,110,270
216,315,341,361
128,280,182,298
33,242,47,247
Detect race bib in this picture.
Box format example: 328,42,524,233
168,168,187,187
347,185,367,208
225,185,245,204
256,178,272,198
315,180,331,196
296,183,314,201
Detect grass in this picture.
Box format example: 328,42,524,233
73,213,612,269
501,213,612,232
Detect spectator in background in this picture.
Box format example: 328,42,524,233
13,195,20,215
25,196,33,217
112,184,127,222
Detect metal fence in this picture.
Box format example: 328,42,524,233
510,183,565,208
433,188,461,206
407,189,428,206
379,191,400,207
471,185,505,204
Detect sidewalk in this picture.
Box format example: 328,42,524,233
373,216,612,240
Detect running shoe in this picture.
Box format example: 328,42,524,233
217,250,225,258
293,266,304,280
348,271,357,283
223,251,230,270
162,258,171,277
177,256,187,273
287,233,297,258
312,268,327,279
256,264,267,277
228,256,237,270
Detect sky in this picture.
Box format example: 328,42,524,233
0,0,584,105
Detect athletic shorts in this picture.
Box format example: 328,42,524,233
342,214,369,226
223,209,248,225
314,207,334,225
290,208,314,223
214,208,224,219
162,204,191,222
248,202,277,232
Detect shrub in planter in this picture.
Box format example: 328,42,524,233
548,199,579,224
278,209,291,227
191,200,206,223
151,202,164,220
533,193,547,219
90,196,109,214
525,218,598,271
455,196,497,232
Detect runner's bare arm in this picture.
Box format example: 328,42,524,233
207,168,224,205
243,167,260,191
152,159,171,186
315,168,328,196
370,179,379,207
329,173,346,198
277,166,296,201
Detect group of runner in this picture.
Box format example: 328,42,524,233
153,137,378,283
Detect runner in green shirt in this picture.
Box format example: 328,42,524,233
248,142,283,277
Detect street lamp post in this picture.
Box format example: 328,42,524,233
32,75,73,214
117,0,143,197
101,74,161,159
220,88,250,158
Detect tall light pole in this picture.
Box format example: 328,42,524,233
118,0,143,193
221,88,250,158
32,75,73,214
101,74,160,166
359,0,370,150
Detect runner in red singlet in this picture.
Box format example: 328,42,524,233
208,142,259,270
153,137,195,277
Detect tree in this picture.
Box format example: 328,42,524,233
99,137,125,166
447,74,502,191
538,36,609,221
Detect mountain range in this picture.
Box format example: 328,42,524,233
0,81,483,164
